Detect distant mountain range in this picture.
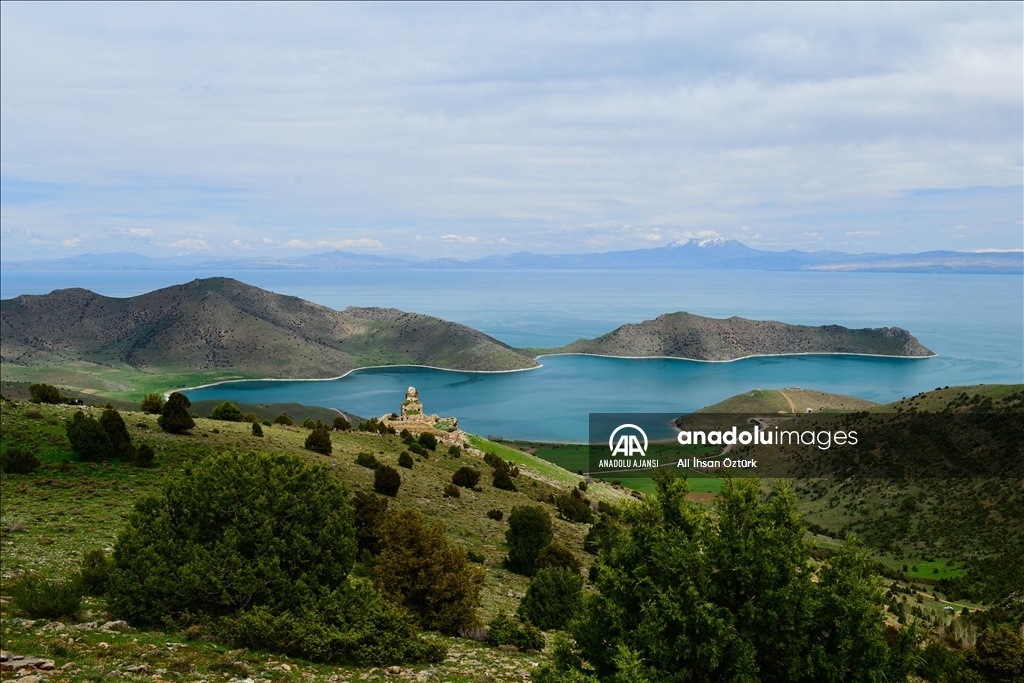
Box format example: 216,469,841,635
4,238,1021,273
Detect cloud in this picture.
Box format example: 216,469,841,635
740,225,750,231
498,237,520,246
845,231,884,236
440,234,478,244
61,238,80,248
281,239,311,249
231,238,252,249
166,238,207,249
130,228,154,237
315,238,384,250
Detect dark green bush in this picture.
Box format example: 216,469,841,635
66,410,112,462
448,445,462,457
100,405,134,460
493,467,517,491
209,401,244,421
452,466,481,488
373,509,484,635
108,451,357,624
467,550,485,564
555,491,593,524
374,465,401,497
241,413,260,424
158,392,195,434
273,413,295,426
79,548,112,595
517,568,583,631
504,506,553,576
29,383,62,404
140,393,164,414
398,451,414,469
1,446,40,474
11,573,83,619
487,509,504,522
408,442,426,456
134,443,155,467
301,417,316,429
219,582,445,665
417,432,437,451
400,428,412,440
963,626,1024,682
487,611,545,651
333,416,351,431
536,543,581,575
444,483,461,498
356,452,380,469
352,491,389,556
252,422,264,437
305,427,333,455
583,517,620,555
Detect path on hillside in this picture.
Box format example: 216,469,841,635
778,390,797,414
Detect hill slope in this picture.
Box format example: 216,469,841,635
541,311,933,360
0,278,538,383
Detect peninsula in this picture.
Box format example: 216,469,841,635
536,311,934,361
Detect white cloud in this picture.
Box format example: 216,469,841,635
281,239,311,249
61,238,80,248
231,238,252,249
166,238,207,249
130,228,154,237
740,225,750,231
315,238,384,250
845,231,884,236
440,234,478,244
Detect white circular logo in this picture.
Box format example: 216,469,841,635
609,423,648,457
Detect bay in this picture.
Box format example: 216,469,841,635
3,268,1021,442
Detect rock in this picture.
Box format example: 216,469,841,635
125,664,148,674
71,621,100,631
39,622,64,633
414,671,438,682
18,675,44,683
0,656,55,672
386,665,402,674
0,651,8,662
99,620,136,633
9,618,36,627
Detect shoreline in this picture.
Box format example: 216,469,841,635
173,350,936,398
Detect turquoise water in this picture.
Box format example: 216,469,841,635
3,269,1020,442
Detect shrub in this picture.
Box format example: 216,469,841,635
448,445,462,457
517,568,583,631
108,451,357,624
301,417,316,429
504,506,553,576
100,405,134,460
333,416,351,431
208,401,244,421
487,509,504,522
11,573,83,619
219,583,445,665
467,551,485,564
400,428,412,440
252,422,264,437
536,543,581,575
374,465,401,497
963,626,1024,682
352,491,389,556
408,442,426,456
555,491,593,524
66,410,112,462
29,383,62,404
374,509,485,635
452,466,481,488
242,413,260,424
398,451,414,469
134,443,156,467
487,612,545,651
140,393,164,414
356,452,380,469
1,446,40,474
493,467,518,491
444,483,461,498
79,548,112,596
274,413,295,426
583,517,620,556
417,432,437,451
305,427,333,455
158,392,195,434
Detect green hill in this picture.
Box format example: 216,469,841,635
0,277,537,399
537,311,934,360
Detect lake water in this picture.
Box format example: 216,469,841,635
3,269,1021,442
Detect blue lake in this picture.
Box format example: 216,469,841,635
3,269,1021,442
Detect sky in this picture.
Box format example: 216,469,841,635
1,1,1021,261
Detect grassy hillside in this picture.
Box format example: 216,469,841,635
535,311,934,360
694,387,878,414
0,278,538,402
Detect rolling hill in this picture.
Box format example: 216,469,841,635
540,311,934,360
0,278,539,387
